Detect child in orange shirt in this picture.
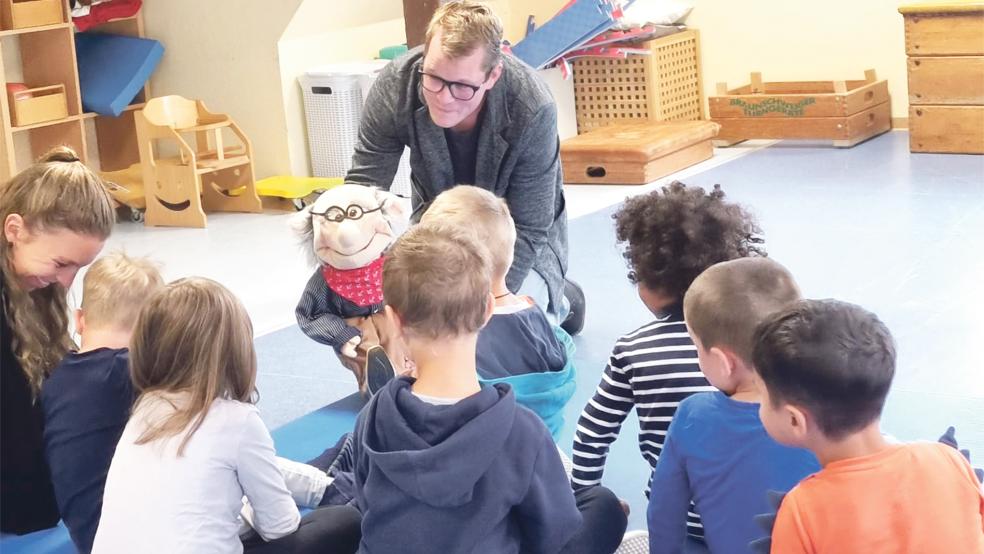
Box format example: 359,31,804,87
753,299,984,553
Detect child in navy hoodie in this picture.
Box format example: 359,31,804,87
349,224,627,553
41,252,163,553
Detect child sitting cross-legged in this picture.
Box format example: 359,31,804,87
646,257,821,553
420,185,575,438
41,252,163,553
754,299,984,553
92,277,361,554
348,223,627,553
572,182,763,539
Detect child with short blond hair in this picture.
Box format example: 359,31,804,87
349,223,626,553
41,252,163,553
754,299,984,553
92,278,361,553
646,257,820,553
421,185,574,437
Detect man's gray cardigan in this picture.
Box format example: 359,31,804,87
346,47,569,313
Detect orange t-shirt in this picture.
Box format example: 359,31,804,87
771,442,984,553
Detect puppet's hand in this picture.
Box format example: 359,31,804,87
341,335,361,358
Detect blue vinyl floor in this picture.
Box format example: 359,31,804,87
3,131,982,551
266,130,984,531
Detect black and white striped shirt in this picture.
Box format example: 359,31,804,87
571,307,714,533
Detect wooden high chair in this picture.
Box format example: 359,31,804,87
135,95,262,227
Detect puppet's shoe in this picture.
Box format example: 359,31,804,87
560,278,586,336
366,346,396,396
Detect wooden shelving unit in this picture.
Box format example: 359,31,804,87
0,0,150,181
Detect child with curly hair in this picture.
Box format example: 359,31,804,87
571,181,764,540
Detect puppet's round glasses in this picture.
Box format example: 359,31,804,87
311,204,384,223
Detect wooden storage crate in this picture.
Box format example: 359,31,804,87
909,105,984,153
560,120,719,185
708,70,891,147
900,2,984,154
900,2,984,56
0,0,64,30
8,83,68,127
572,29,704,134
907,57,984,104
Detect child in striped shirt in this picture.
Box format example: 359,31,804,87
571,181,764,538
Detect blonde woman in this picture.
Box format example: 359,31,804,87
1,147,114,534
93,278,361,554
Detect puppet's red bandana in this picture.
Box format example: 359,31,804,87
322,256,385,307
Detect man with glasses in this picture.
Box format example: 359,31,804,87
346,0,584,334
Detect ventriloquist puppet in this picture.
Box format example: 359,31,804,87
293,184,410,394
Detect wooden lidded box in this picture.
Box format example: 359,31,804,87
0,0,64,30
560,120,719,185
900,2,984,154
7,83,68,127
708,70,891,148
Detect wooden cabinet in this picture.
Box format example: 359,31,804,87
900,2,984,154
0,0,150,181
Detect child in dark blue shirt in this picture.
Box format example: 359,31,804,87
647,258,820,553
422,185,576,439
41,252,163,553
351,224,627,553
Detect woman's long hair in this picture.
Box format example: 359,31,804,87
0,147,114,394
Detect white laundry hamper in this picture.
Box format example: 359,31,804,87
300,62,412,197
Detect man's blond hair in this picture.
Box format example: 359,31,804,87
383,223,491,340
683,257,800,364
421,185,515,281
425,0,503,72
82,252,164,330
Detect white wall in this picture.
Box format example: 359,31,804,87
143,0,303,178
282,0,404,39
687,0,909,121
144,0,910,180
498,0,910,121
278,8,407,177
145,0,407,179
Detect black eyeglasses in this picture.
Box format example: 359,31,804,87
418,68,489,101
311,203,384,223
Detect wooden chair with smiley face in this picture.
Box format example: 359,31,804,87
135,95,262,227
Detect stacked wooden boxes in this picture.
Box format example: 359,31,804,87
708,70,892,148
899,2,984,154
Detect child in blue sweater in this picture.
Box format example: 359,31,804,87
350,224,627,553
41,253,163,553
421,185,576,439
647,258,820,553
